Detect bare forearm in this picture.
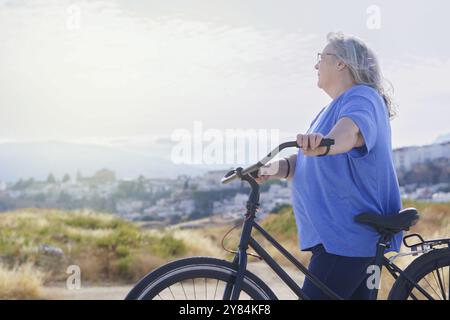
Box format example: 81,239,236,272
325,117,361,155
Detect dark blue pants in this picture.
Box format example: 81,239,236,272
302,244,375,300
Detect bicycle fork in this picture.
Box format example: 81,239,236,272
224,173,260,300
223,207,255,300
223,248,249,300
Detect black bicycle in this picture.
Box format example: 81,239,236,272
126,140,450,300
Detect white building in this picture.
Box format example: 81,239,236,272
259,184,291,214
175,199,195,215
432,192,450,202
393,142,450,171
116,199,143,214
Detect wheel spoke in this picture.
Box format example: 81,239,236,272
130,261,267,300
193,278,196,300
147,277,257,300
168,286,176,300
433,267,446,300
180,281,188,300
214,279,219,300
421,273,441,299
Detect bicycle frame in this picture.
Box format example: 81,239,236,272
222,170,442,300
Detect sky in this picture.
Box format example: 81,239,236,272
1,0,449,149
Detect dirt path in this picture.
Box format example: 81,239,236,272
43,261,305,300
43,285,132,300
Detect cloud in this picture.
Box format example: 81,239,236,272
0,0,321,140
1,1,448,149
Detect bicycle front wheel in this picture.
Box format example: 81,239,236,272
125,257,277,300
388,248,450,300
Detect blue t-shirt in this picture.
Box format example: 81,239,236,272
291,84,402,257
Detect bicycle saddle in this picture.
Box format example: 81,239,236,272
354,208,420,236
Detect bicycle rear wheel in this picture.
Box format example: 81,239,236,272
388,248,450,300
125,257,277,300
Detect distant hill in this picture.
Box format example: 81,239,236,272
2,133,449,183
434,132,450,144
0,141,208,182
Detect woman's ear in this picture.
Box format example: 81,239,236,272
336,60,346,71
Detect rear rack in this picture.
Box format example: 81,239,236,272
403,233,450,255
387,234,450,264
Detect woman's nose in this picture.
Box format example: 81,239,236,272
314,63,319,70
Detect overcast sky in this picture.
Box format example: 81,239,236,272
1,0,449,148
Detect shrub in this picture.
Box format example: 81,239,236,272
0,263,46,299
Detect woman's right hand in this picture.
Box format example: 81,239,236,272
253,161,281,184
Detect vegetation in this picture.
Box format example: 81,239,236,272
0,200,447,299
0,208,190,295
0,263,46,299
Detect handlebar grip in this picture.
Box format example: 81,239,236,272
295,138,335,148
275,138,335,150
319,138,335,147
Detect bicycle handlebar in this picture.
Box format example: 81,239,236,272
221,138,335,184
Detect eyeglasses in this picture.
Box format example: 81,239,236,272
317,52,337,64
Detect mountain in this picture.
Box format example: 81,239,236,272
434,133,450,144
0,141,209,182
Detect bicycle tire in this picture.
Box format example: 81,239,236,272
125,257,277,300
388,248,450,300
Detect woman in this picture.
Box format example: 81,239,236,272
255,32,402,299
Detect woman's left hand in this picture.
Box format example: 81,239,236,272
296,133,328,156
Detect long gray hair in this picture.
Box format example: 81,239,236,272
327,32,396,119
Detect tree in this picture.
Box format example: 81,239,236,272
76,170,83,182
12,179,24,190
57,192,72,206
136,175,147,197
46,173,56,184
62,174,71,183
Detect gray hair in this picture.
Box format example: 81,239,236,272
326,32,396,119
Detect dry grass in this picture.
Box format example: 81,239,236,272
0,201,447,300
170,229,227,258
0,263,47,299
167,214,313,268
0,208,190,290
